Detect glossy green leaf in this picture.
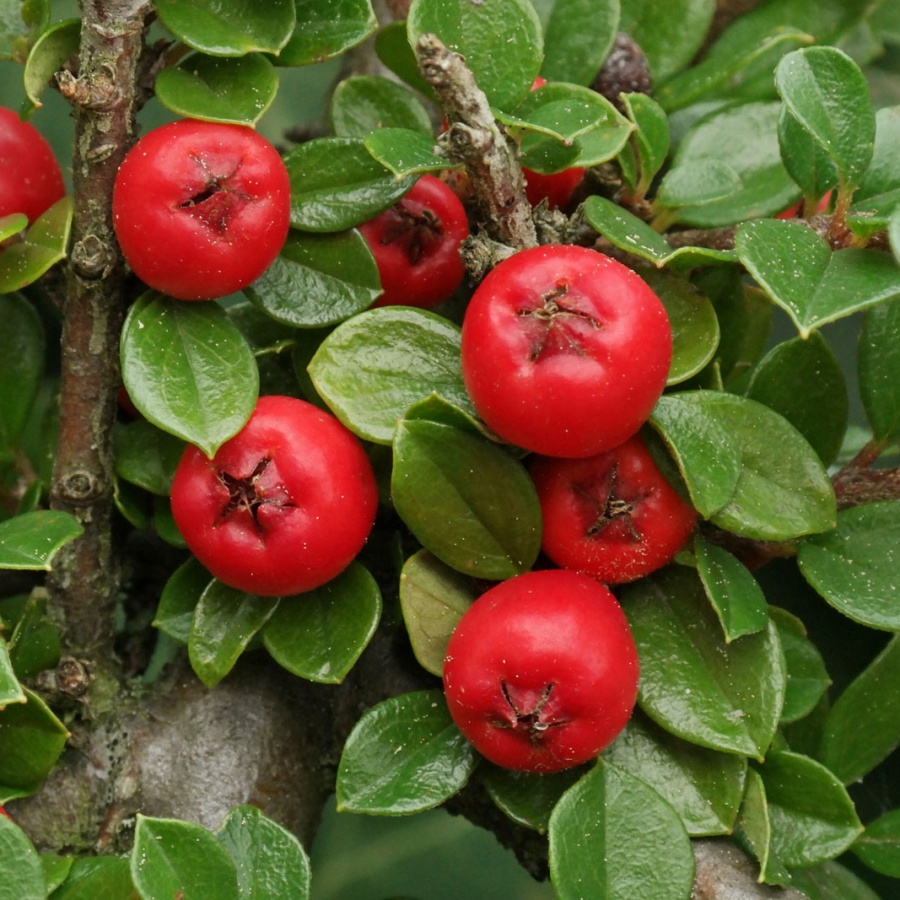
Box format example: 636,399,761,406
130,815,239,900
798,502,900,631
0,213,27,243
735,767,792,886
0,294,43,448
0,688,68,789
154,53,277,125
621,92,669,192
534,0,618,86
745,331,848,466
756,750,862,867
22,18,78,109
738,218,900,336
39,855,74,896
852,808,900,878
50,856,137,900
655,158,741,211
114,420,185,496
778,107,838,206
279,0,377,66
548,760,694,900
790,859,882,900
392,419,541,579
336,689,477,814
0,510,82,570
694,535,769,642
365,128,455,178
398,550,475,677
0,196,72,293
853,106,900,211
618,0,713,83
285,137,416,233
374,21,435,100
604,710,747,836
262,563,381,684
482,764,585,834
770,607,830,725
330,75,433,139
670,102,798,227
245,230,381,328
154,0,295,56
404,393,490,439
7,592,60,680
155,557,212,644
120,292,258,459
0,815,44,900
188,581,280,688
214,806,311,900
407,0,543,111
649,393,743,518
308,307,473,444
774,47,875,191
820,634,900,785
0,639,25,707
620,567,785,759
681,390,835,541
859,298,900,443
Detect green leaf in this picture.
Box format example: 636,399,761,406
50,856,137,900
798,502,900,631
0,688,68,789
285,137,416,233
330,75,433,139
649,393,743,519
0,196,72,293
0,213,27,243
735,767,792,886
858,298,900,443
852,808,900,878
655,158,742,211
694,535,769,641
392,419,541,579
1,0,43,61
278,0,377,66
245,230,381,328
620,567,785,759
214,806,311,900
737,218,900,337
534,0,619,86
770,607,830,725
618,0,714,83
398,549,475,676
407,0,543,110
778,107,839,205
374,21,436,100
548,760,695,900
188,581,280,688
0,639,25,707
155,558,212,644
755,750,862,867
154,0,295,56
262,562,381,684
7,592,60,680
854,106,900,211
308,307,473,444
0,510,82,570
0,815,44,900
22,18,78,109
678,391,835,541
40,854,74,896
669,102,799,228
120,292,258,459
130,815,239,900
336,689,477,814
745,331,848,466
621,92,669,193
774,47,875,191
114,420,185,496
604,710,747,836
482,764,585,834
820,634,900,785
0,294,44,449
364,128,455,179
154,53,278,125
790,859,882,900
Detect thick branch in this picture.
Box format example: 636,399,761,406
414,33,537,250
47,1,151,663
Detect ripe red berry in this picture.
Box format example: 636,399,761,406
460,244,672,458
359,174,468,309
530,435,697,584
443,568,639,773
0,106,65,222
112,119,290,301
171,395,378,596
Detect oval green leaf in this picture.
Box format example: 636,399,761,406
852,808,900,879
278,0,377,66
392,419,541,580
735,767,792,886
0,293,44,449
49,856,136,900
859,297,900,443
0,815,44,900
336,689,477,814
120,292,258,459
22,18,78,109
262,562,381,684
655,158,742,211
536,0,619,86
0,510,82,571
114,419,185,496
0,639,25,707
154,557,212,644
769,606,831,725
482,763,586,834
0,688,68,789
0,196,72,293
364,128,454,179
790,859,883,900
330,75,433,139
